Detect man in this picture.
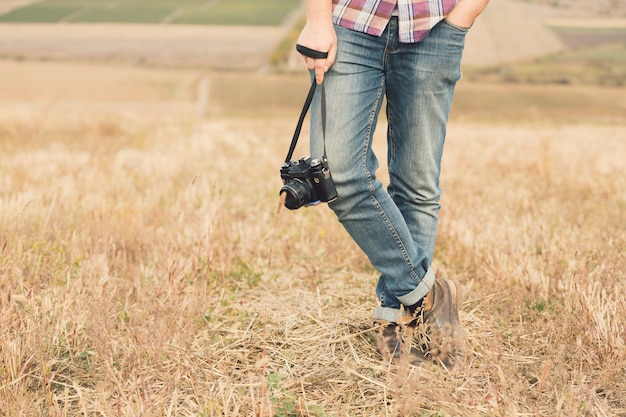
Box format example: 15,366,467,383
296,0,489,367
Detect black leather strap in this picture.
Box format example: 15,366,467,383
284,79,328,164
296,44,329,60
285,79,316,163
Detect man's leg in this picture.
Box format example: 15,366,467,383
384,19,467,259
310,23,434,322
383,19,470,367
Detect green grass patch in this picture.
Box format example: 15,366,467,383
0,3,81,22
171,0,299,26
0,0,301,25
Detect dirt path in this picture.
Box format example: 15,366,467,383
463,0,565,67
0,23,288,70
543,18,626,28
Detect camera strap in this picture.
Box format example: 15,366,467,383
284,79,329,164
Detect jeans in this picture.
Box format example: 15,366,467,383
309,18,467,322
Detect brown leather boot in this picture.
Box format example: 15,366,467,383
377,321,428,366
421,278,467,368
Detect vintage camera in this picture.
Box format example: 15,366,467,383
280,156,337,210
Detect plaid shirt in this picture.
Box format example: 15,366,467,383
332,0,459,43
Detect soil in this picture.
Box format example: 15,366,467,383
522,0,626,18
0,23,287,70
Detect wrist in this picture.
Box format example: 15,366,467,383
306,0,333,22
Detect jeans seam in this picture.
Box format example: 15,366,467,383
386,101,396,200
361,81,383,192
369,197,417,280
362,79,418,285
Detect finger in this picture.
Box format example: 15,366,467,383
315,69,324,84
304,57,315,71
314,59,327,84
326,44,338,70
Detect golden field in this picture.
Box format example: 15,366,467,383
0,54,624,416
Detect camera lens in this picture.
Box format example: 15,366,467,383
280,179,312,210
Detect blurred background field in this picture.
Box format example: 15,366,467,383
0,0,624,115
0,0,302,25
0,0,625,416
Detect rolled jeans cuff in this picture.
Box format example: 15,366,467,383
373,268,435,322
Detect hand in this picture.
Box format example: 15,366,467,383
445,0,490,29
296,20,337,84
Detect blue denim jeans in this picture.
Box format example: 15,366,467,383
309,18,467,322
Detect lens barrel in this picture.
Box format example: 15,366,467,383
280,179,313,210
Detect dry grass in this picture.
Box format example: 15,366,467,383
1,65,625,415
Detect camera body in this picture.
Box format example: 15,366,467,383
280,156,338,210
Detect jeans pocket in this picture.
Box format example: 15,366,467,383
442,19,471,33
